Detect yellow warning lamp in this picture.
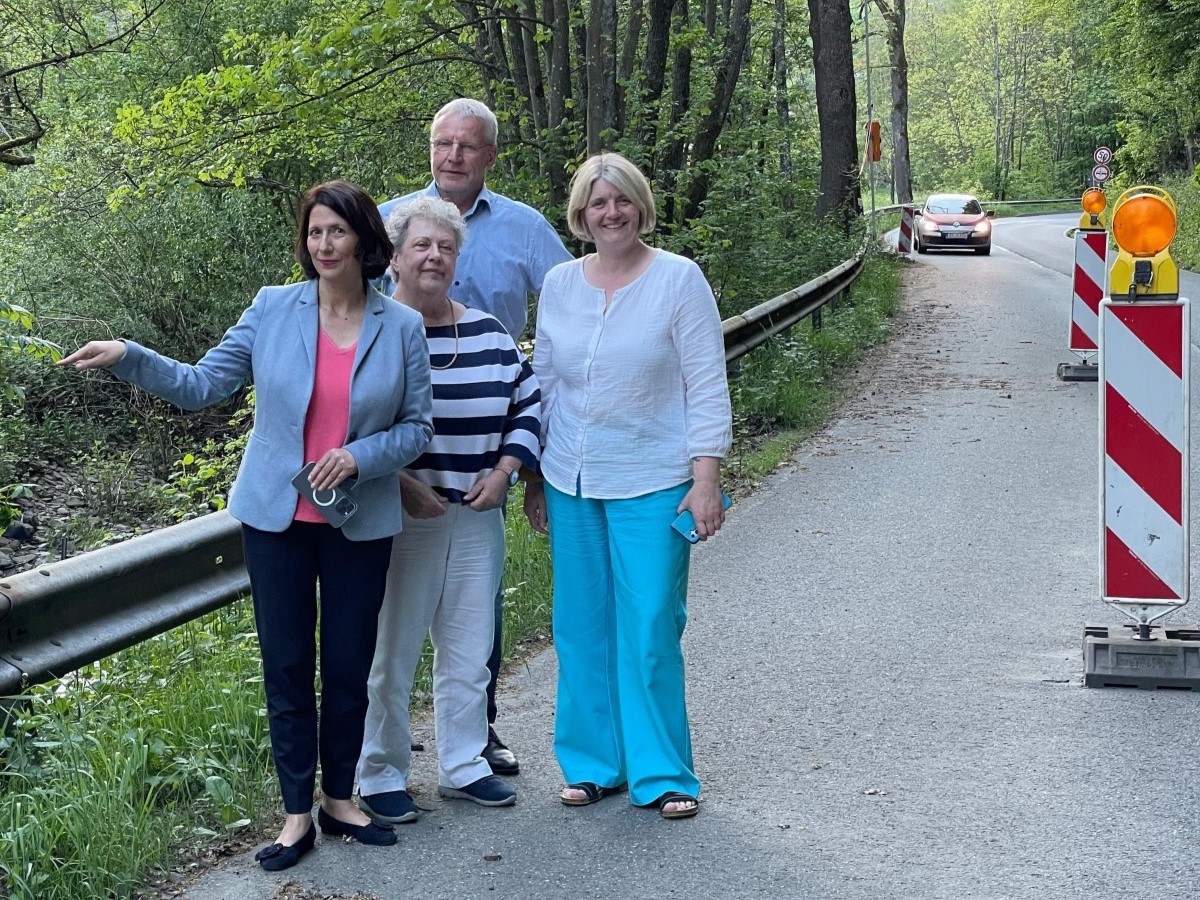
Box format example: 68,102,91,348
1108,186,1179,300
1079,188,1107,230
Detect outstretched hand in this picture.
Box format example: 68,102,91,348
58,340,126,370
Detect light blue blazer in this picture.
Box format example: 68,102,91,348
111,280,434,540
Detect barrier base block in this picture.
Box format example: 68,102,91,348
1083,624,1200,689
1057,362,1098,382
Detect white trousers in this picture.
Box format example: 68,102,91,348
357,503,504,791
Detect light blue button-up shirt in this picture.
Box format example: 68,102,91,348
378,184,572,339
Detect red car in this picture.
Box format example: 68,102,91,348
914,193,993,255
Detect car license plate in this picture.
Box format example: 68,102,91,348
942,232,968,240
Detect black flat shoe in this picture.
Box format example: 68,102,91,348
317,806,397,846
255,820,316,871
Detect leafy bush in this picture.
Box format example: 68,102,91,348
0,604,272,900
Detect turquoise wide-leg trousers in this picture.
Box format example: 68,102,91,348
545,481,699,806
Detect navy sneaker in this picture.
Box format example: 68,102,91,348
359,789,419,824
438,775,516,807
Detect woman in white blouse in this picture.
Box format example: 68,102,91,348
524,152,732,819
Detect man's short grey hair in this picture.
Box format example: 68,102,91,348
386,197,469,253
431,98,498,146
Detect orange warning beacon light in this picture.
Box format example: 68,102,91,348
1082,188,1107,215
1079,188,1108,229
1112,192,1175,257
1108,186,1179,298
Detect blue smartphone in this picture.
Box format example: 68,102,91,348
670,493,732,543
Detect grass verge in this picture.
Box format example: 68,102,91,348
0,250,902,900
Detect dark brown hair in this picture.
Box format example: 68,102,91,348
296,180,392,284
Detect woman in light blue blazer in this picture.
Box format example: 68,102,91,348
60,180,434,871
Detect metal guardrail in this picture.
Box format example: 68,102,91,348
0,513,246,694
0,234,870,696
723,252,864,363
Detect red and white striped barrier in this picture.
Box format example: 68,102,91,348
1070,229,1107,356
1099,298,1190,613
897,205,914,255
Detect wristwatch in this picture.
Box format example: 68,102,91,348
495,463,520,487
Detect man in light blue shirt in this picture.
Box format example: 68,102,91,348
378,99,571,340
367,99,570,823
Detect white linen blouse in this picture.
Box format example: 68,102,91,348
534,248,732,499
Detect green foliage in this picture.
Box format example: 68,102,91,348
163,393,254,520
75,443,172,523
4,176,291,364
901,0,1118,198
1162,172,1200,272
0,603,272,900
0,300,61,406
0,485,34,532
0,301,61,526
1100,0,1200,179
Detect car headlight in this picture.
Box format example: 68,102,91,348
973,220,992,235
920,220,939,234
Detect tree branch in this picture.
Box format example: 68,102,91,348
0,1,168,81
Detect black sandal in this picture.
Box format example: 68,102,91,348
560,782,628,807
656,791,699,819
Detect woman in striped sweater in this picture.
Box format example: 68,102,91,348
356,197,541,818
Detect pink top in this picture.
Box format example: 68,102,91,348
294,330,357,523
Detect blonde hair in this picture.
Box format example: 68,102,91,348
566,153,657,242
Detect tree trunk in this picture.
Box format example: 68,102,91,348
661,0,692,225
505,12,535,143
518,0,548,137
586,0,618,153
616,0,644,135
545,0,573,205
773,0,793,210
943,86,969,165
479,0,515,143
993,19,1002,197
875,0,911,203
808,0,860,232
682,0,753,221
638,0,674,153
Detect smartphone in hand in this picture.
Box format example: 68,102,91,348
670,493,732,544
291,462,359,528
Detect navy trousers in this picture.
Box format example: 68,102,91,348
242,522,392,813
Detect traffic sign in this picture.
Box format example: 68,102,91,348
1094,146,1113,165
1092,163,1111,183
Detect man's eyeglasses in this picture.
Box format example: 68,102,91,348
430,139,491,155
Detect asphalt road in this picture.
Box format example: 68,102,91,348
181,221,1200,900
